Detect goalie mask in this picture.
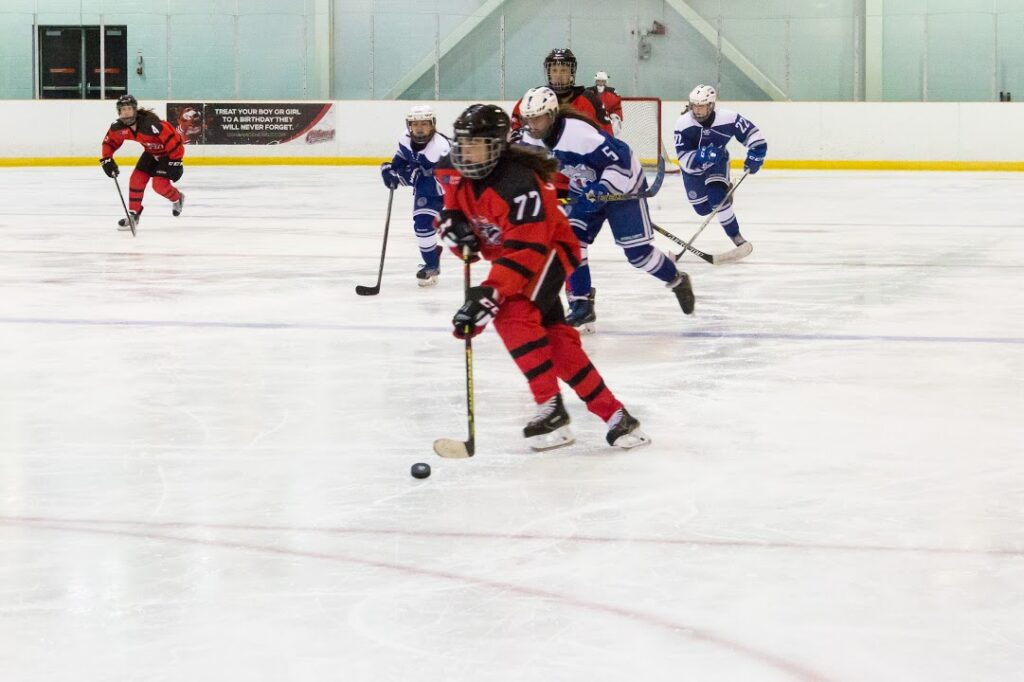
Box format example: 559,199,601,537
688,84,717,123
116,94,139,126
520,86,559,138
450,104,510,180
594,71,609,93
544,48,577,95
405,104,436,143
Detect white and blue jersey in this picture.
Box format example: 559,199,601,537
390,130,450,272
522,116,644,198
389,130,451,212
673,107,767,179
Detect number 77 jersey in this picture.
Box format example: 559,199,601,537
436,154,581,301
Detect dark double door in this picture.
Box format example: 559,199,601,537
39,26,127,99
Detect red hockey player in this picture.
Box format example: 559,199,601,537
436,103,650,451
586,71,624,136
100,94,185,231
511,49,613,136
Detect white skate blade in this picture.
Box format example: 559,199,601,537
714,241,753,264
416,275,439,287
527,426,575,452
610,429,652,450
117,224,132,232
433,438,473,459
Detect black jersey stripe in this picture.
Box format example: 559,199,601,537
567,363,594,388
510,336,549,359
495,258,534,280
524,359,554,381
503,240,547,255
581,380,607,404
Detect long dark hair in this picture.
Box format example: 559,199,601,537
504,145,560,182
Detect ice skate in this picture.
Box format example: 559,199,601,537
605,407,651,449
117,211,139,231
172,192,185,217
566,288,596,334
416,264,440,287
524,393,575,451
667,272,695,315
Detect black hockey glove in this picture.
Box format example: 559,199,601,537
452,286,500,339
438,209,480,258
165,160,184,182
156,157,184,182
100,157,119,178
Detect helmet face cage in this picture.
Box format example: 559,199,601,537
544,49,577,94
451,137,506,179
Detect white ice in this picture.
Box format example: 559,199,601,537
1,166,1023,682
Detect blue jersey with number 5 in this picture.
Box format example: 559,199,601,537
521,116,644,195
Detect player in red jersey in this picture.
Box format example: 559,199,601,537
510,49,612,136
436,103,650,451
586,71,624,136
100,95,185,230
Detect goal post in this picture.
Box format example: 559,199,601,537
617,97,680,173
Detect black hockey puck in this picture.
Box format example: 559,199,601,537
411,462,431,479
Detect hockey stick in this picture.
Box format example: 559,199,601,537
433,246,476,459
354,188,395,296
653,224,753,264
558,154,669,206
112,176,136,237
671,170,749,264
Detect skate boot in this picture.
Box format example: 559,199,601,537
667,272,695,315
117,211,140,231
565,288,596,333
172,192,185,217
524,393,575,451
605,407,651,449
416,264,440,287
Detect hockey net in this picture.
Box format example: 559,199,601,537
617,97,679,173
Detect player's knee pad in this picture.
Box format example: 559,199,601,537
152,177,173,194
705,183,732,210
623,243,656,270
691,199,714,216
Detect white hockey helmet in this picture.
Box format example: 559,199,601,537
406,104,436,142
520,86,560,137
688,84,717,122
594,71,609,92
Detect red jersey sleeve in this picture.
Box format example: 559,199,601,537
101,125,123,158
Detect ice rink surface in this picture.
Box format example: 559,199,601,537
1,166,1023,681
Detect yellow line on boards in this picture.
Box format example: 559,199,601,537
2,157,1023,171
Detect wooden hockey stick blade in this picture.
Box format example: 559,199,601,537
354,284,381,296
433,437,474,459
711,241,753,264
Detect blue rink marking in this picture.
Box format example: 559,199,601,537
3,316,1024,346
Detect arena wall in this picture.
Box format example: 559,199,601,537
1,99,1022,171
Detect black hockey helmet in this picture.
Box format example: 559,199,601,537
544,48,577,94
450,104,510,179
116,94,139,124
116,94,138,111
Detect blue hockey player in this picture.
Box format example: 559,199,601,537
673,84,767,258
518,86,694,332
380,104,451,286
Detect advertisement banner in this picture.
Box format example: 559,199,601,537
166,102,335,146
